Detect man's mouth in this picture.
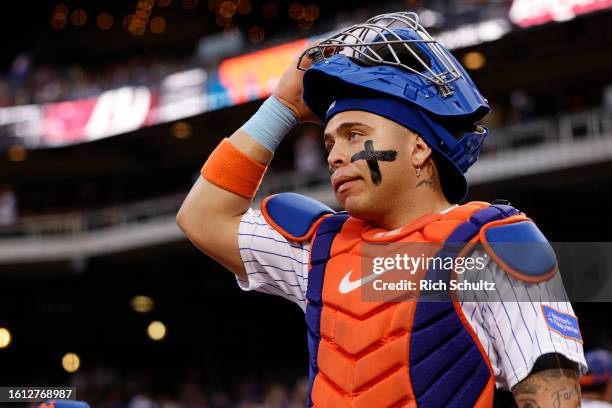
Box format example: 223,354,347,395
333,175,361,192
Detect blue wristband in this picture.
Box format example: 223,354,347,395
241,95,298,152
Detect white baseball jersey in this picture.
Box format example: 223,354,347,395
236,207,587,390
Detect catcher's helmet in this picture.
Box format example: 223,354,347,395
301,12,490,203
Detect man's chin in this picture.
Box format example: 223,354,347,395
337,194,365,217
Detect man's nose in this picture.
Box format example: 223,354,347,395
327,142,350,170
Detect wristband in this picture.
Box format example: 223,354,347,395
241,95,298,152
201,138,267,199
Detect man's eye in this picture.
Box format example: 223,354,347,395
348,132,360,141
326,142,334,152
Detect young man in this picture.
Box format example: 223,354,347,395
177,12,586,407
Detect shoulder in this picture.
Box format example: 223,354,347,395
261,193,335,242
474,201,558,283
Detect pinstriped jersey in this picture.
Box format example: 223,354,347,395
236,207,587,391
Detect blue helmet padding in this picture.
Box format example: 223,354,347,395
263,193,334,240
325,97,460,153
303,54,490,127
484,221,557,279
43,401,90,408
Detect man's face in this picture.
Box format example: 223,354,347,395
324,110,420,223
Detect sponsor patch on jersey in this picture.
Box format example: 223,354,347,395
541,305,583,343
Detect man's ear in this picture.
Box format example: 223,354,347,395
412,134,433,168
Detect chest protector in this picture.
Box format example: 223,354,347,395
261,193,558,408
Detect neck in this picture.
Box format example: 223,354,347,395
376,191,452,230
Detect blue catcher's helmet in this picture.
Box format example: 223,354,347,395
300,12,491,203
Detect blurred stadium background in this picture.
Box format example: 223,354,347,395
0,0,611,406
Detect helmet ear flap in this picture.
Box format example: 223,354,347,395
449,126,489,172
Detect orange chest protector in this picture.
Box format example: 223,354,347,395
261,193,556,408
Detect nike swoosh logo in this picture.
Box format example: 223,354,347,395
338,267,394,294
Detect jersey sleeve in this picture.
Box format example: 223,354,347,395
237,208,310,311
459,249,587,391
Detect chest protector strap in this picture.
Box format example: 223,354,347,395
409,203,519,407
305,213,350,408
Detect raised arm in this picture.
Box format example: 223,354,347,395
176,132,272,279
176,48,319,280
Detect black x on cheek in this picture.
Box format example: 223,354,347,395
350,140,397,185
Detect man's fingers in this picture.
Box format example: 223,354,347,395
297,40,323,70
299,39,344,69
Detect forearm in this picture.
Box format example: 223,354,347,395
176,131,274,276
512,368,581,407
184,130,273,219
176,96,298,275
178,94,296,224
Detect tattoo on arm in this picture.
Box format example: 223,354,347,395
415,161,435,191
512,368,580,408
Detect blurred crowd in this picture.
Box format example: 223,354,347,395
20,348,612,407
0,53,191,107
27,368,310,408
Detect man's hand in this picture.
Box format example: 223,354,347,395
512,368,581,408
272,42,325,124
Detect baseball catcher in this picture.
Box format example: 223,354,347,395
178,12,586,407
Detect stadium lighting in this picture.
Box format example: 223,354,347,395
303,5,319,22
147,321,167,341
462,52,486,71
288,3,305,20
71,9,87,26
97,13,114,30
131,295,155,313
172,122,192,139
219,1,238,18
7,145,27,162
248,26,265,44
52,3,69,17
150,16,167,34
62,353,81,373
0,328,12,349
50,13,67,29
131,24,147,36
